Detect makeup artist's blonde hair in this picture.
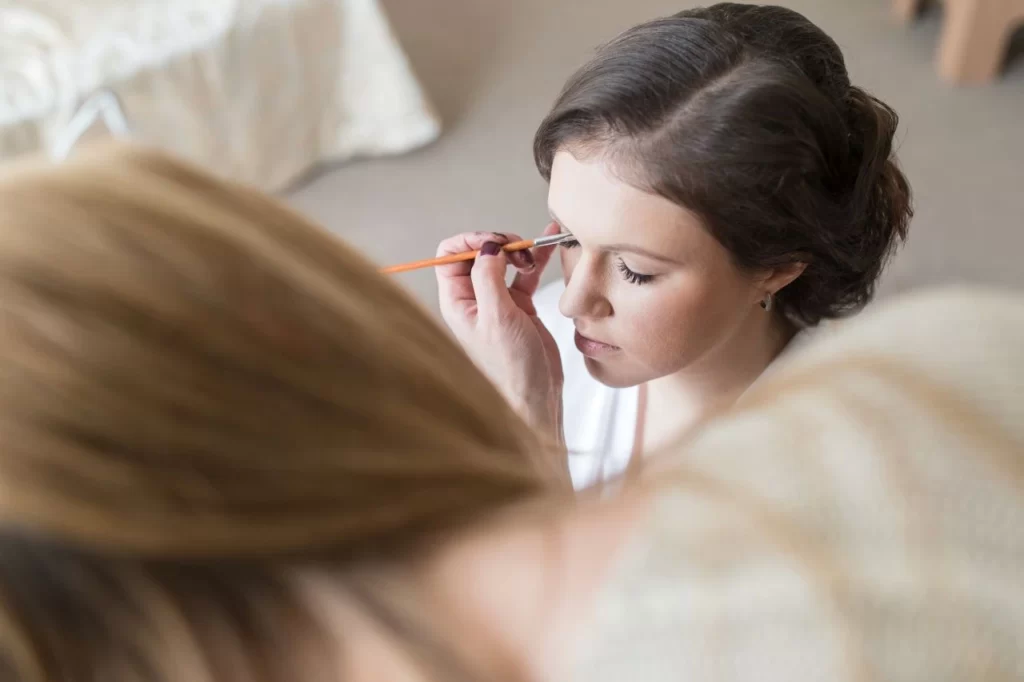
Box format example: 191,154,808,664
0,144,555,681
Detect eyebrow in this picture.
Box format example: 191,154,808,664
548,208,685,265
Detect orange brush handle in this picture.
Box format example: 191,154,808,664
380,239,534,275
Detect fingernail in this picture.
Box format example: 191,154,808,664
494,232,508,241
520,249,535,266
480,242,501,257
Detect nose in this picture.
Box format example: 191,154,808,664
559,251,612,320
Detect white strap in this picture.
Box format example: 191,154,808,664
51,89,131,161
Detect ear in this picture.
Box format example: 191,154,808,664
758,261,808,297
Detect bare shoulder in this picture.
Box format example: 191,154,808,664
420,490,654,677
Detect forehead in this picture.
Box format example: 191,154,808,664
547,151,712,256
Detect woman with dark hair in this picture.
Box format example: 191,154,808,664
439,4,913,485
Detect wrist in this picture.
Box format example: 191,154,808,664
516,388,564,446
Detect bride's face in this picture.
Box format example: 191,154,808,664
548,151,766,388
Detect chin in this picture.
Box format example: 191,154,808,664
583,356,648,389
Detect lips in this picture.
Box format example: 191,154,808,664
574,329,620,358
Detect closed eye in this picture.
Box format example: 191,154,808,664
617,260,655,285
560,238,655,284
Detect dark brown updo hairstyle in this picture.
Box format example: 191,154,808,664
534,3,912,325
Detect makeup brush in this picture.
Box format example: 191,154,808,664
380,232,573,275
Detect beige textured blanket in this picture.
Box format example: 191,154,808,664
577,287,1024,682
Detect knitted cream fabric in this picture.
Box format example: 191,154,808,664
575,288,1024,682
0,0,440,190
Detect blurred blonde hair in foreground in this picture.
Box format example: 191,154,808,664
0,142,1022,682
0,143,557,680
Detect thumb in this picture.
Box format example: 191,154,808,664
471,242,516,324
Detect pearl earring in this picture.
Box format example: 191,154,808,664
759,292,773,312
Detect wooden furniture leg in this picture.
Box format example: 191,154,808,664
938,0,1024,84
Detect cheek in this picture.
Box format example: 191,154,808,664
611,274,738,366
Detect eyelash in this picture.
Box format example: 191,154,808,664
560,239,655,286
617,261,655,286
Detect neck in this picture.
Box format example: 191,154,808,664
646,310,797,438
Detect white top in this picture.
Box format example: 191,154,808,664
535,282,815,488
